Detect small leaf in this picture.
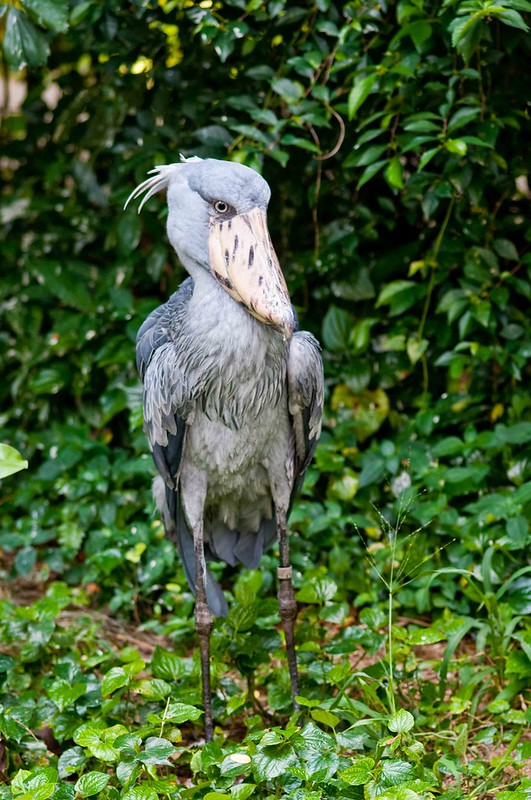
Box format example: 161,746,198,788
74,772,110,797
380,758,416,785
271,78,304,103
322,306,352,352
0,444,28,479
494,7,529,32
445,138,467,155
101,667,128,695
376,280,416,308
341,756,375,785
23,0,69,32
493,238,519,261
252,743,297,781
230,785,256,800
3,7,50,70
418,146,441,170
137,737,175,765
121,787,158,800
356,158,387,188
161,701,203,724
348,73,377,119
406,335,429,365
388,709,415,734
384,156,405,189
310,708,340,728
151,646,181,680
48,679,86,711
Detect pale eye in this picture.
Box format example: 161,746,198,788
214,200,229,214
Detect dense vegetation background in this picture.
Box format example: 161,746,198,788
1,1,531,798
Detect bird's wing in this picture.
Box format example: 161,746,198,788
138,278,228,615
136,278,194,488
287,330,324,507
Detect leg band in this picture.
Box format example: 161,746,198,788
277,566,293,580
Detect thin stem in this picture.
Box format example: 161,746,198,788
387,588,395,714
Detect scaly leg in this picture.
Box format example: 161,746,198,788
193,520,214,742
180,468,213,741
277,513,299,705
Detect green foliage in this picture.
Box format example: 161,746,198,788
1,0,531,796
0,443,28,479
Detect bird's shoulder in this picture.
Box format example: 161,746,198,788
136,277,194,378
287,330,324,409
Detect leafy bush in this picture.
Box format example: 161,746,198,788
1,0,531,796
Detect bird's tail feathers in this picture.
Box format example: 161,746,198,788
173,504,229,619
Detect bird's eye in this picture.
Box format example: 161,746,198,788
214,200,229,214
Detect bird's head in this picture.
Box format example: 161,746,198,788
125,156,295,339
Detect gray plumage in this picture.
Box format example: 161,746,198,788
127,157,324,618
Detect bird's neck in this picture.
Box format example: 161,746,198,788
179,263,286,366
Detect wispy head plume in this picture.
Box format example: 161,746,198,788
124,154,203,212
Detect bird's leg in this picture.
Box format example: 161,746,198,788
193,519,214,742
277,512,300,705
180,468,213,742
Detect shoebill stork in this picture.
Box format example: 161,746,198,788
125,156,323,741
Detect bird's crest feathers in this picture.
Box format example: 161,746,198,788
124,154,203,212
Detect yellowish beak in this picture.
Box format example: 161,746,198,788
208,208,295,339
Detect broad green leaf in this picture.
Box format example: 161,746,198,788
121,787,158,800
341,756,375,785
48,679,86,711
322,306,352,352
74,772,110,798
328,469,359,502
406,336,428,365
448,13,484,63
3,7,50,69
445,138,467,155
23,0,69,32
376,280,416,308
137,737,175,765
0,444,28,479
380,758,416,785
227,603,258,632
57,746,85,777
310,708,340,728
73,725,119,762
101,666,128,695
151,646,181,680
348,73,377,119
230,785,256,800
407,19,432,50
271,78,304,104
252,743,297,781
494,238,519,261
494,8,529,32
388,710,415,734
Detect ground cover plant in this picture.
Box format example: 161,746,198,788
1,0,531,797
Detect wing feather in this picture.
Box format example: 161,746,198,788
136,278,194,487
287,330,324,507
